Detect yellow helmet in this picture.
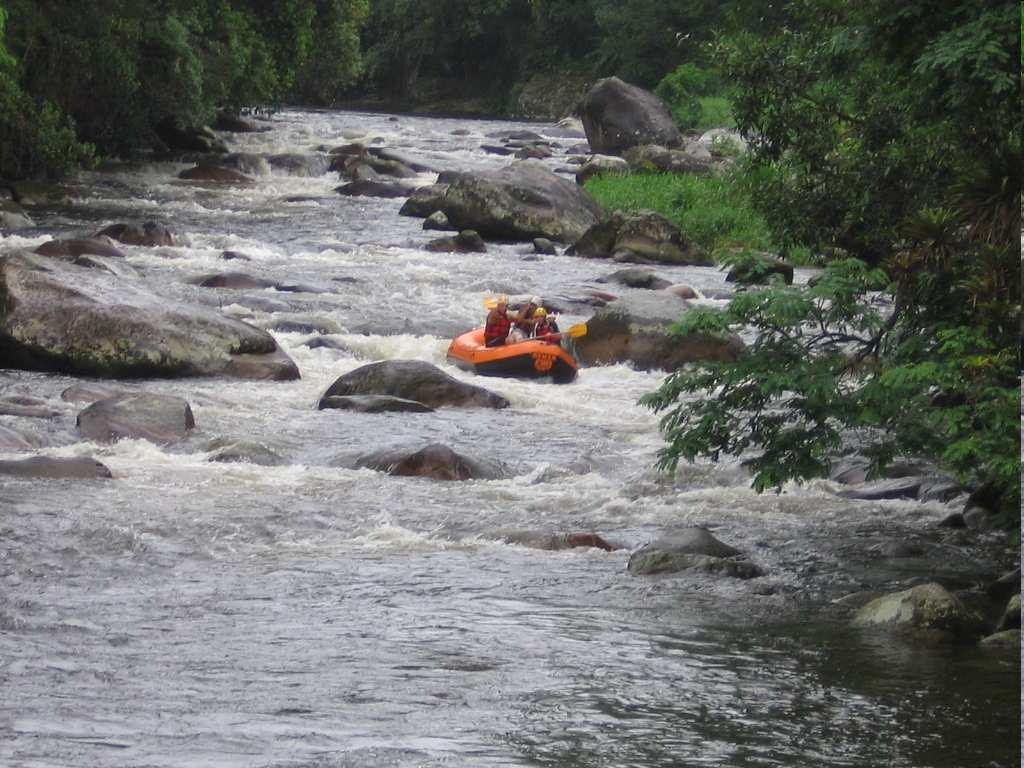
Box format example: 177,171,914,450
534,307,548,318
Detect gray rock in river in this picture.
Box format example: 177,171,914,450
597,267,672,290
575,291,745,371
335,180,417,198
576,76,683,155
35,237,128,260
494,530,622,552
628,527,763,578
435,162,605,243
0,251,299,380
400,183,450,217
319,361,508,409
318,395,435,414
424,230,486,253
61,383,127,404
0,455,112,479
94,221,175,247
355,443,506,481
0,424,41,450
851,583,986,642
978,629,1020,654
178,165,254,184
205,438,284,467
77,393,196,445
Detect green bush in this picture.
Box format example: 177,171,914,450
654,63,730,130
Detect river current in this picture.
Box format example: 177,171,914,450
0,109,1019,767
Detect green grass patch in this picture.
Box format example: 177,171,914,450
695,96,735,130
585,170,776,258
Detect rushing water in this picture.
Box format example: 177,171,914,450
0,109,1019,768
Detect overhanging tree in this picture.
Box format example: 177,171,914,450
643,0,1021,523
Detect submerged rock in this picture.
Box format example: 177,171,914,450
178,166,254,184
35,237,127,260
318,395,434,414
77,393,196,445
627,527,763,578
319,361,508,409
336,180,417,198
94,221,175,247
205,438,284,467
356,443,505,481
496,530,621,552
424,230,486,253
0,455,112,479
597,267,671,290
0,424,40,450
852,583,986,642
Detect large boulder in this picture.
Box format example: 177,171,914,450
0,251,299,380
94,221,175,247
437,162,605,243
355,443,505,480
77,393,195,444
574,292,745,371
319,360,508,409
628,528,763,578
569,210,709,266
852,583,986,642
576,77,683,155
0,455,112,479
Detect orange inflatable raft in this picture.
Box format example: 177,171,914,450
446,328,578,383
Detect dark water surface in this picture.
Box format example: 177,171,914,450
0,109,1019,767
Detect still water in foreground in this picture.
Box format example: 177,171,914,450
0,108,1019,767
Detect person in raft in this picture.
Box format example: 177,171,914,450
484,295,513,347
509,296,543,342
532,307,559,340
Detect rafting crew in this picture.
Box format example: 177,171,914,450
484,295,560,347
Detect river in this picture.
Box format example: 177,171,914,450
0,108,1019,767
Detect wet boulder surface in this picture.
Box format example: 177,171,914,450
319,361,509,410
0,251,299,381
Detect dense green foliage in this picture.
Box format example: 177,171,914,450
0,0,367,177
643,0,1021,522
654,64,732,131
358,0,730,109
585,170,773,255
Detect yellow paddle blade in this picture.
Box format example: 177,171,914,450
567,323,587,338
